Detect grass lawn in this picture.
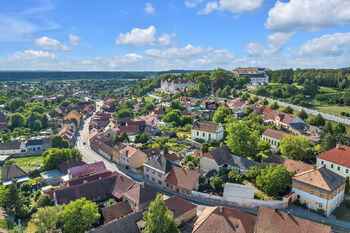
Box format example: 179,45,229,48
315,104,350,117
319,86,340,94
144,96,156,103
3,156,43,172
242,180,273,200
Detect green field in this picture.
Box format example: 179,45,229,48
315,104,350,117
3,156,43,172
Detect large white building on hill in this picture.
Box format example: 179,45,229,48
160,78,196,92
232,67,269,84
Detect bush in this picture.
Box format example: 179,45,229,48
0,219,14,230
316,208,326,216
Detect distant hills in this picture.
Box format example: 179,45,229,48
0,70,204,81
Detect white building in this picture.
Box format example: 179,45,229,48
0,142,26,155
232,67,269,84
261,128,292,149
160,78,196,92
316,144,350,178
191,121,223,142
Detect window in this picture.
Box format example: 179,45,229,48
346,169,349,174
319,203,323,208
310,189,313,195
146,175,149,178
196,131,199,136
331,164,334,168
338,166,340,171
158,174,161,178
146,168,149,172
158,181,161,185
321,161,324,165
320,193,324,198
202,132,205,137
152,170,155,174
152,177,155,182
209,134,211,140
298,184,301,189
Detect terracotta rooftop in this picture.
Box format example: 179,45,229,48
164,196,197,219
101,200,133,224
317,145,350,168
262,128,292,140
192,121,220,133
68,161,106,178
203,146,232,166
193,206,256,233
264,155,314,174
67,171,113,187
292,166,346,192
166,167,200,190
57,159,85,175
123,182,157,205
254,207,332,233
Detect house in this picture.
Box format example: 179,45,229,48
143,156,173,186
200,146,232,172
231,154,262,174
1,165,29,185
193,206,256,233
40,169,64,186
54,172,135,204
140,115,159,126
58,124,76,146
292,167,346,216
262,128,293,149
161,78,196,92
149,110,165,118
116,145,147,172
26,139,44,152
164,196,197,225
118,125,140,136
123,182,157,211
57,159,85,175
64,110,83,126
264,155,314,174
128,121,146,133
165,167,200,194
316,144,350,178
68,161,106,180
191,121,223,142
142,147,161,160
0,142,26,155
254,207,332,233
232,67,269,84
90,133,115,160
116,117,131,126
102,200,133,224
223,183,255,200
200,100,220,110
165,153,181,165
227,99,247,112
264,110,308,134
67,171,113,187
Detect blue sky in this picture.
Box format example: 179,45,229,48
1,0,350,71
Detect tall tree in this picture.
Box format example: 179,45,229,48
9,113,25,129
280,135,310,161
32,205,64,233
213,106,230,124
143,194,179,233
50,135,69,149
60,198,100,233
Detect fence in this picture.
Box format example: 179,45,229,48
192,191,288,209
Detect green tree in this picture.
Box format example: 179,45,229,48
298,109,308,120
60,198,100,233
41,114,48,129
226,121,259,157
259,98,269,106
269,101,279,110
186,161,195,170
210,176,224,191
187,86,200,97
32,205,63,233
280,135,310,161
50,135,69,149
244,106,253,115
307,114,325,127
162,111,181,125
36,194,54,208
256,164,293,197
215,88,223,97
201,143,210,154
117,109,132,118
143,194,179,233
5,98,26,112
42,148,82,171
321,133,336,152
104,198,117,208
134,133,150,143
9,113,25,129
198,83,208,96
282,106,293,114
245,166,262,182
213,106,230,124
170,100,184,110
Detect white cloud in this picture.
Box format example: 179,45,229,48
12,50,55,59
185,0,203,8
266,0,350,32
116,26,173,46
144,3,155,15
35,36,70,51
69,34,82,46
265,32,294,55
298,32,350,57
145,45,213,58
199,0,263,15
244,42,264,57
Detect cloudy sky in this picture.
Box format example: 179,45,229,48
1,0,350,71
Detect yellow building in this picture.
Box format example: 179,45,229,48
191,121,223,142
64,110,83,126
292,166,346,216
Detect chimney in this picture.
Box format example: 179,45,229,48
336,144,340,149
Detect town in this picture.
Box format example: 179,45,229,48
0,67,349,233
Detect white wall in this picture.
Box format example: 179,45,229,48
316,158,350,178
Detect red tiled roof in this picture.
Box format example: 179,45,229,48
67,171,113,187
118,125,140,134
317,145,350,168
262,128,292,140
149,110,165,115
164,196,197,219
193,206,256,233
68,161,106,178
264,156,314,174
230,99,246,107
192,121,220,133
166,167,200,190
165,153,179,162
263,108,274,119
254,207,332,233
102,200,133,223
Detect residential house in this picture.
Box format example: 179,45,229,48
143,156,173,186
142,147,161,160
165,167,200,194
227,99,247,112
40,169,64,186
232,67,269,84
116,145,148,172
116,117,131,126
264,155,314,174
68,161,106,180
231,154,262,174
200,146,232,172
128,121,146,133
264,110,308,134
0,142,26,155
58,124,76,146
165,153,181,165
102,200,133,224
200,100,220,110
164,196,197,225
292,167,346,216
123,182,157,212
193,206,256,233
254,207,332,233
90,133,115,160
118,125,140,136
316,144,350,178
262,128,293,149
140,115,159,126
57,159,85,175
161,78,196,92
1,165,29,186
149,110,165,118
26,139,44,152
64,110,83,126
191,121,223,142
67,171,113,187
